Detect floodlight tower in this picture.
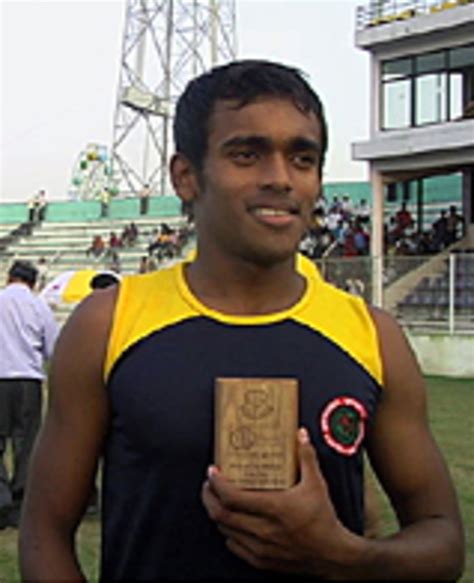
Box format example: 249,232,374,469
111,0,236,197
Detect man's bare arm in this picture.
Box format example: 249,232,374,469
356,307,464,579
19,287,117,581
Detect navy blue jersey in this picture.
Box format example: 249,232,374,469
100,261,382,581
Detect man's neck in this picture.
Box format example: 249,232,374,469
184,253,306,316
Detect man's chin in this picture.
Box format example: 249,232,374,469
240,245,297,269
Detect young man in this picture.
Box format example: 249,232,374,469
20,60,464,581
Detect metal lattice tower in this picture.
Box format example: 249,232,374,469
111,0,236,197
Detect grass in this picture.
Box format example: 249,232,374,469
0,376,472,582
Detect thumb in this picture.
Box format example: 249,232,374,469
297,427,324,487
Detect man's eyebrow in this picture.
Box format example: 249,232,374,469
220,135,271,150
289,137,321,153
220,135,321,154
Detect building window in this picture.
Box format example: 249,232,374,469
415,73,447,125
384,80,411,128
382,58,412,129
381,44,474,130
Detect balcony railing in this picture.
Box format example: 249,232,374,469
356,0,473,31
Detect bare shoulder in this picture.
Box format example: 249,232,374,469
63,285,118,339
366,304,424,393
50,285,119,390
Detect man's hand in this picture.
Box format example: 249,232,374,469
201,427,361,578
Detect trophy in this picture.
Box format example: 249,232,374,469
215,378,298,489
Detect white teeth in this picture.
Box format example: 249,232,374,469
254,208,290,217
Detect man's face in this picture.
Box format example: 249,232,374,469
193,97,323,266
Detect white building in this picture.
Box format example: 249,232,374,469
352,0,474,304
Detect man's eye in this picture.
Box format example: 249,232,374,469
230,150,258,164
292,153,317,168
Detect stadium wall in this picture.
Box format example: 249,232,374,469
0,195,182,224
406,330,474,379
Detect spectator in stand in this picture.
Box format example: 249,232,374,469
147,228,161,256
139,184,152,216
342,223,358,257
432,210,448,251
341,195,354,221
446,205,464,245
394,202,413,238
120,223,138,247
37,191,48,222
86,235,105,258
326,205,342,236
129,222,139,245
120,224,131,247
314,193,327,214
329,195,341,213
100,188,110,219
108,232,122,249
138,255,157,274
0,261,59,529
353,220,370,256
27,195,39,224
355,198,371,225
416,231,435,255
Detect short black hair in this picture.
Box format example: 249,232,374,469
8,260,38,286
90,271,121,290
173,59,328,175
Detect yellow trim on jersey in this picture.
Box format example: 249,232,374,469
105,267,195,381
294,282,383,386
105,261,382,387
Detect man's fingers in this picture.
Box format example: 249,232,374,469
205,466,277,515
202,479,276,536
297,427,325,489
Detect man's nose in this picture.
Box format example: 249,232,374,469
258,153,292,194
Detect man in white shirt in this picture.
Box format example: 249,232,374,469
0,260,58,529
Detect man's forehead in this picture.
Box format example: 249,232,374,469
208,97,321,140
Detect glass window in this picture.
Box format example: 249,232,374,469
415,52,445,74
415,73,447,125
382,58,412,81
384,80,411,128
449,44,474,69
449,73,463,119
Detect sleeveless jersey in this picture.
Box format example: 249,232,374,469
100,261,383,581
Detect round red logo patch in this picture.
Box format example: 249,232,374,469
320,396,367,456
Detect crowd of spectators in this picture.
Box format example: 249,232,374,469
146,222,192,264
85,221,140,271
385,203,465,256
299,194,465,260
299,195,371,260
84,220,194,274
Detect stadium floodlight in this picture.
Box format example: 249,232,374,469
121,86,169,116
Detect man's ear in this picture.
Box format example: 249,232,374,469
170,154,200,203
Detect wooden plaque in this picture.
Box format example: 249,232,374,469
215,378,298,490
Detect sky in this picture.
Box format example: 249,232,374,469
0,0,369,203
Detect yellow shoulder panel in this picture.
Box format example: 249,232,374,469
104,265,195,381
294,279,383,386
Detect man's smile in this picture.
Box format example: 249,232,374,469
248,203,301,227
